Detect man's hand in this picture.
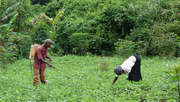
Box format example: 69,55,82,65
49,57,52,62
40,58,55,68
46,56,52,62
112,75,119,85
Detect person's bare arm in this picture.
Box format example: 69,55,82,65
112,75,119,85
46,56,52,61
40,59,53,67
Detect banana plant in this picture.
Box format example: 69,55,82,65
42,9,65,40
1,13,18,33
53,9,65,31
0,2,20,46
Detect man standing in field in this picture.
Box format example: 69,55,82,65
112,54,142,85
33,39,53,85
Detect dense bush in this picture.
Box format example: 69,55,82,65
31,22,50,44
115,33,179,57
47,0,179,56
1,0,180,66
0,0,34,66
165,21,180,36
44,0,63,18
31,0,50,5
150,33,179,56
52,1,136,55
88,35,103,55
70,33,91,55
114,39,145,57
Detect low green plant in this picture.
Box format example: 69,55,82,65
0,46,17,68
97,58,110,71
164,63,180,101
0,55,179,101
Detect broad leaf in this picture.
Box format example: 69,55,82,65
3,13,18,33
0,24,11,29
1,2,20,17
53,10,63,26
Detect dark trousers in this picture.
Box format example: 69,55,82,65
128,54,142,81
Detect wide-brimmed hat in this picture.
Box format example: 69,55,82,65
114,66,123,75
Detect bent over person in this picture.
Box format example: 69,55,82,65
112,54,142,85
33,39,53,85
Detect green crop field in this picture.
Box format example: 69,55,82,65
0,55,179,101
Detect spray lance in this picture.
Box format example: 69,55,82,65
33,60,74,79
33,59,56,76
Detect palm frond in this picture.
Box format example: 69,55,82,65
0,11,18,22
9,13,18,24
0,24,11,29
1,2,21,18
8,32,21,35
23,0,30,6
6,11,18,17
3,13,18,33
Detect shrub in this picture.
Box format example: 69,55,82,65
151,33,178,57
90,4,135,55
31,22,50,44
31,0,51,5
54,20,73,55
88,35,103,55
165,20,180,36
97,58,110,71
44,0,63,18
69,33,91,55
0,45,17,68
54,1,137,55
114,39,137,57
17,33,32,59
126,28,153,42
176,42,180,57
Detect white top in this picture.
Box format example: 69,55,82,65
120,55,136,74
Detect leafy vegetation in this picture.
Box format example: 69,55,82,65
31,0,50,5
164,63,180,101
0,55,179,101
1,0,180,63
0,0,33,67
0,0,179,101
51,0,180,56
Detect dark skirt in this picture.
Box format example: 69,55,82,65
128,54,142,81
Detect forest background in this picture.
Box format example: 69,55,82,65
0,0,180,66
